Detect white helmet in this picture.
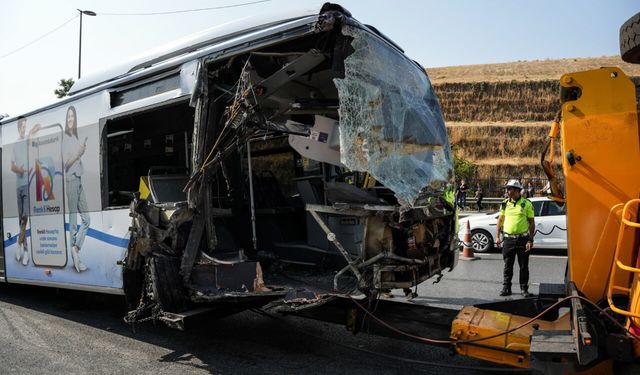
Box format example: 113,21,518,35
505,179,523,189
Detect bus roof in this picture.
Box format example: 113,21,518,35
2,3,327,123
70,5,324,95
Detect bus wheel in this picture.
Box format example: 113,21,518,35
123,266,144,311
613,361,640,375
149,255,186,313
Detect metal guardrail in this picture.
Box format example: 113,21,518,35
456,197,504,214
457,197,503,207
478,197,504,205
461,197,544,206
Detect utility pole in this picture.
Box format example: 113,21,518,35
78,9,96,79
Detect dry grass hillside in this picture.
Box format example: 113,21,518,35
429,56,639,182
428,56,640,84
436,81,557,122
447,122,560,181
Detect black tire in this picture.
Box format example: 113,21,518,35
613,361,640,375
123,267,144,311
471,229,494,253
620,12,640,63
149,255,186,313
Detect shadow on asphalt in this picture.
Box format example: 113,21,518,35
409,296,489,307
0,283,525,374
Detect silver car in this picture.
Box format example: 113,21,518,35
458,197,567,252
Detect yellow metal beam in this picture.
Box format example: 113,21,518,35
450,306,570,368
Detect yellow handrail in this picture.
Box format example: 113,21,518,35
616,259,640,273
606,199,640,319
622,217,640,229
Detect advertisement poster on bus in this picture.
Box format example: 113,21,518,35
28,124,67,267
1,104,129,292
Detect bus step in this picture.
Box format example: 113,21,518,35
159,307,217,331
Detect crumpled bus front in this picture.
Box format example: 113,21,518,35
125,8,457,320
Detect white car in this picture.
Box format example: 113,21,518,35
458,197,567,252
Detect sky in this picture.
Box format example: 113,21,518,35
1,0,638,117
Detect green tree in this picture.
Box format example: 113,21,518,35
452,146,477,182
54,78,75,98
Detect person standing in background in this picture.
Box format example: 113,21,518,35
523,182,535,198
64,106,90,273
495,179,535,297
475,183,484,212
539,181,551,196
457,179,468,210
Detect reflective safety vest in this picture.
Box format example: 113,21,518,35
500,197,534,234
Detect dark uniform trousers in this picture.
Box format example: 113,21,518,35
502,236,530,288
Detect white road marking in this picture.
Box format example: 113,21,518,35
471,253,566,259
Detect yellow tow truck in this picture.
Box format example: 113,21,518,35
449,12,640,373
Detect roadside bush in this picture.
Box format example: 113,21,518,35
452,145,477,181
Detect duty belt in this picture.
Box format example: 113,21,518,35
503,233,529,239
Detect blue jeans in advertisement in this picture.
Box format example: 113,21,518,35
66,175,90,249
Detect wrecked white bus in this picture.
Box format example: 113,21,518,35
0,3,457,325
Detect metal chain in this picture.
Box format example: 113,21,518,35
123,259,164,327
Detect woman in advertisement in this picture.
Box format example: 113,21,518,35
11,118,32,266
63,106,90,273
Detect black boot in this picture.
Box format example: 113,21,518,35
499,285,512,296
521,285,532,298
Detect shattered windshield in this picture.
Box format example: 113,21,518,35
334,25,452,206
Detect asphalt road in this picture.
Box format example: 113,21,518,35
403,252,567,308
0,253,566,375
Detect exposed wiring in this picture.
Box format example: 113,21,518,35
251,309,532,373
275,273,640,348
344,293,640,346
0,15,78,60
200,58,253,171
99,0,271,16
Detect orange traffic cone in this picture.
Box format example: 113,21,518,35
460,220,477,261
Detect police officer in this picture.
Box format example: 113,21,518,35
495,179,536,297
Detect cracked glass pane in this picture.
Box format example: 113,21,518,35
334,25,453,206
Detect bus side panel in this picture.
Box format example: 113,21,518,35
2,218,21,271
0,149,4,280
2,97,128,290
3,212,126,289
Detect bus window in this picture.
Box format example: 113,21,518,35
102,101,194,208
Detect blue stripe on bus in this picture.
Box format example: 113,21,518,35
3,226,128,248
4,229,30,247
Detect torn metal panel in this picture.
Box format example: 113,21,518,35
334,25,453,206
181,214,205,282
255,50,327,99
190,261,262,293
